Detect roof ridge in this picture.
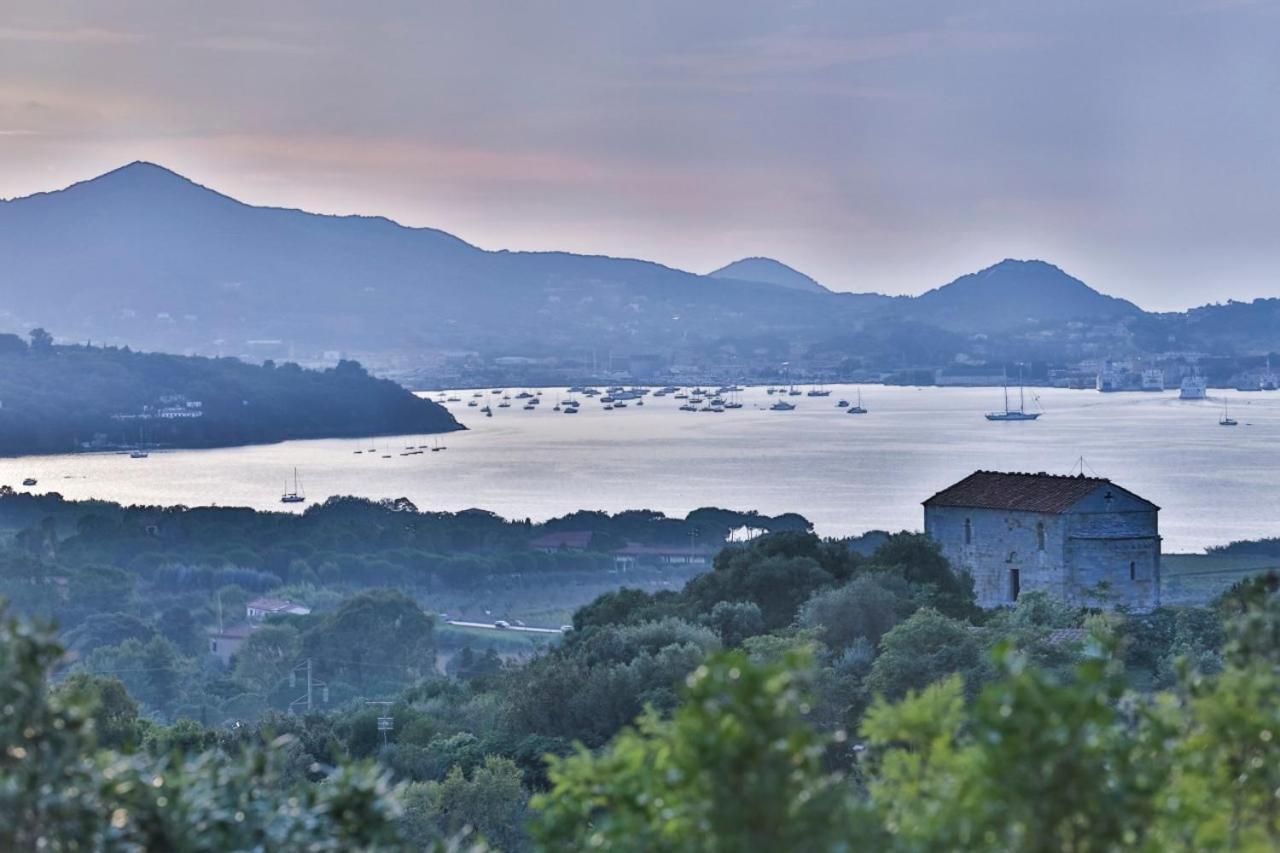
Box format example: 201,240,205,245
923,469,1141,514
973,469,1108,481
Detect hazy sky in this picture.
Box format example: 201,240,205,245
2,1,1278,310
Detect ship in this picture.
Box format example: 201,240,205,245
1095,370,1124,393
1140,369,1164,392
1179,373,1207,400
986,368,1040,421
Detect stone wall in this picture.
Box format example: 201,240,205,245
1064,509,1160,610
925,506,1068,608
925,496,1161,611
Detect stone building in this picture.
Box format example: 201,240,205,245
924,471,1160,610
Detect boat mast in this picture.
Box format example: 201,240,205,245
1018,365,1026,413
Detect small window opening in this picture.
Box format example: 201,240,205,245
1129,561,1136,581
1009,568,1021,602
1036,522,1046,551
964,518,972,545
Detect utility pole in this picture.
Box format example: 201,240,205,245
288,658,329,714
367,701,394,749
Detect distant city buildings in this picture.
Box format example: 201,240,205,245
111,394,203,420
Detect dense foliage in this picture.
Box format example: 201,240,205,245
0,491,813,729
0,332,459,455
1,489,1276,849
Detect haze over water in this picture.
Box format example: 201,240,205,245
2,386,1275,554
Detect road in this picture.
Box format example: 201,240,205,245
446,619,565,635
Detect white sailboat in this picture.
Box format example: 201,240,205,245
280,468,306,503
847,387,868,415
986,367,1040,421
1219,398,1238,426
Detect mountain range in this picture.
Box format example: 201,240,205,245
0,162,1273,373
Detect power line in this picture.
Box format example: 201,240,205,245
288,658,328,714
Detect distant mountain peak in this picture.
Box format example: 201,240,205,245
913,258,1140,331
16,159,236,212
708,257,829,294
82,160,199,188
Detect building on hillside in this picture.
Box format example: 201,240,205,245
529,531,594,552
208,623,256,664
246,597,312,621
923,471,1160,610
611,544,716,570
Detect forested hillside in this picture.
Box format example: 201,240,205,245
0,331,460,455
2,490,1277,849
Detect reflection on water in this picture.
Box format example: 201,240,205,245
1,385,1276,553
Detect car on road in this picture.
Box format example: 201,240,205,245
494,620,511,629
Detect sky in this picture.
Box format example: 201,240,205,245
1,1,1278,311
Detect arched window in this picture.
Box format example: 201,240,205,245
1036,522,1046,551
964,518,972,545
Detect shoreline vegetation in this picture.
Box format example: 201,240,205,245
0,330,462,458
2,485,1278,848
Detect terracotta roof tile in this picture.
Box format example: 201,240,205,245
924,471,1112,514
529,530,594,549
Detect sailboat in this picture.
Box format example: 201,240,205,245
847,388,868,414
986,367,1040,421
1219,398,1238,426
280,468,306,503
806,381,831,397
130,426,150,458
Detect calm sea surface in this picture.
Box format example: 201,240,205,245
2,386,1276,553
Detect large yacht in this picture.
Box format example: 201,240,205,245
1179,373,1207,400
986,368,1040,421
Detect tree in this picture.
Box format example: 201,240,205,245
533,649,877,851
0,603,419,852
701,600,764,647
157,605,204,656
684,554,833,630
869,532,977,617
864,608,985,701
403,756,531,851
797,572,918,651
54,673,140,751
142,635,184,714
233,622,302,693
301,589,435,688
28,327,53,352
